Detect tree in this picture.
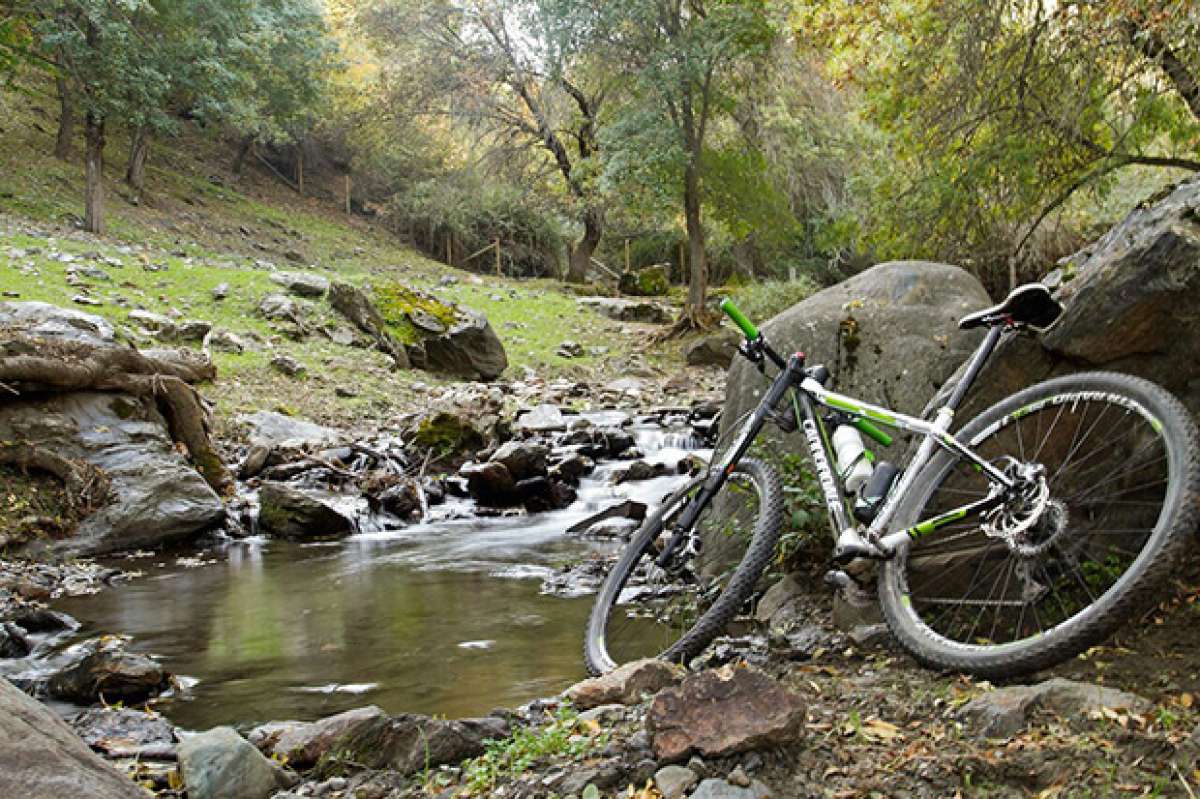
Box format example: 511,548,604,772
801,0,1200,290
572,0,774,324
358,0,611,283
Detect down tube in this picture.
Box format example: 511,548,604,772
794,390,853,536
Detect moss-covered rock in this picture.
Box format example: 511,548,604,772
619,264,670,297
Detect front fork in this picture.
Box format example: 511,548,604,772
655,353,807,568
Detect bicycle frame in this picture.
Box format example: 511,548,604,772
686,323,1018,563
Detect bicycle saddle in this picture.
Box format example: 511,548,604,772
959,282,1063,331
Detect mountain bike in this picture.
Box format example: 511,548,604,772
584,283,1200,679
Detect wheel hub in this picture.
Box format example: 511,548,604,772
981,459,1064,556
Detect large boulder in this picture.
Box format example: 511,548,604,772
0,677,147,799
722,261,991,465
0,391,225,556
934,176,1200,422
619,264,670,296
408,311,508,381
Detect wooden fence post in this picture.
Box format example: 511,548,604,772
296,149,304,196
494,239,501,276
445,234,452,265
625,239,631,272
345,174,351,215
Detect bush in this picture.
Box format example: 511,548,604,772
725,277,820,324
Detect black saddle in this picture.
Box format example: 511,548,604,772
959,283,1062,331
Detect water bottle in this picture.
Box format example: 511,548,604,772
832,425,874,493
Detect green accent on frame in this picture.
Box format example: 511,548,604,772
908,508,968,539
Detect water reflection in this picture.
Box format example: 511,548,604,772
52,427,707,731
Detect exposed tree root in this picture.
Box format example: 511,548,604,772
0,335,232,493
0,442,113,516
650,307,720,343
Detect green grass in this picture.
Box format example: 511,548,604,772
0,78,668,431
459,705,608,796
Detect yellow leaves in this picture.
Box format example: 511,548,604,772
1180,692,1195,709
841,714,904,742
167,769,184,792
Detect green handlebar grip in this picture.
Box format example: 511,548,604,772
853,418,894,448
720,297,759,340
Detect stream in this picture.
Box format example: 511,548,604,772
46,418,708,730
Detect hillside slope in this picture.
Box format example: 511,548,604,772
0,82,676,433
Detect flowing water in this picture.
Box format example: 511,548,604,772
43,419,707,730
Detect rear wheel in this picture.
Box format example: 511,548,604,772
879,372,1200,679
584,458,783,675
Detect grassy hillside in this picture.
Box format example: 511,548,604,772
0,82,665,432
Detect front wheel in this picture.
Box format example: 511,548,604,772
879,371,1200,679
584,458,783,675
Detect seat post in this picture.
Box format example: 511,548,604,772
944,324,1005,412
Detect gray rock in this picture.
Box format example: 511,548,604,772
689,778,772,799
178,727,290,799
71,706,176,758
257,483,356,540
556,340,584,358
0,392,225,556
933,175,1200,423
409,310,508,381
270,354,306,377
48,636,169,703
7,608,77,633
489,441,549,481
177,320,213,342
684,331,740,368
128,309,177,339
514,404,566,433
263,706,386,770
959,678,1153,738
211,282,230,300
755,574,804,625
722,261,991,503
408,307,446,334
565,658,683,710
619,263,670,296
578,296,672,324
312,713,509,777
654,764,699,799
257,293,305,321
0,622,30,658
0,301,116,344
647,664,806,762
238,411,343,450
612,459,667,484
459,461,516,506
270,271,330,298
583,517,639,540
0,677,146,799
202,327,247,354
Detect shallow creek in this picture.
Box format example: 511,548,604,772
47,419,707,730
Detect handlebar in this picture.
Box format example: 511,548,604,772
719,297,759,340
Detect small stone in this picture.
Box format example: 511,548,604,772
654,765,699,799
334,386,358,398
556,340,584,358
212,283,230,300
0,623,30,658
178,320,213,342
204,328,247,354
270,354,306,377
178,726,289,799
689,778,772,799
565,658,683,710
727,765,750,787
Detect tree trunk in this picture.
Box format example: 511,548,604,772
566,207,604,283
84,112,106,235
125,126,149,192
54,76,74,161
683,158,707,324
232,136,253,175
